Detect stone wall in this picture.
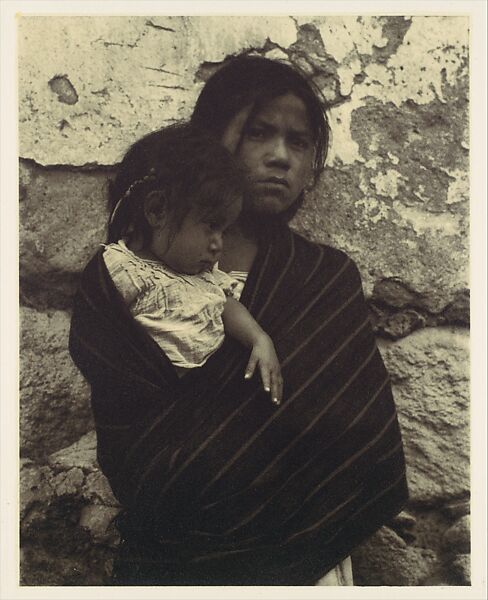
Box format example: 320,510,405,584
18,15,470,585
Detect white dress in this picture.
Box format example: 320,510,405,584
103,240,238,370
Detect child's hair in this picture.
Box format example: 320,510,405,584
107,123,249,245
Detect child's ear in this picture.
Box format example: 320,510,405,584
143,191,167,227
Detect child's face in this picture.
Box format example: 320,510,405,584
152,197,242,275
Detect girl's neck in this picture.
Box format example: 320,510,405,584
220,221,259,273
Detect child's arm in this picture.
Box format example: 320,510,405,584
222,297,282,405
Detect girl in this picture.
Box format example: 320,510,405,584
104,123,282,404
70,56,407,586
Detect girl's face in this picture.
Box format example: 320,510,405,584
236,93,314,216
150,197,242,275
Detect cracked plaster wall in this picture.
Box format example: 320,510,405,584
18,15,470,586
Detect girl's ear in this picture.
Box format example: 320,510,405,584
143,191,167,228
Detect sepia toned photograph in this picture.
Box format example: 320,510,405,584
1,1,486,596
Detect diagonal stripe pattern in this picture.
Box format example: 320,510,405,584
69,223,408,585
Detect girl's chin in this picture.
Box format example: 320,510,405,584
247,193,295,216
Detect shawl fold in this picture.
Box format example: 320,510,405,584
69,224,408,585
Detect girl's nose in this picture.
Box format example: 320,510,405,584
266,137,290,168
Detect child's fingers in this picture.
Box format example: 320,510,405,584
270,371,283,406
246,352,283,406
258,362,271,394
244,354,258,380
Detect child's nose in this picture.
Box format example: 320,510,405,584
209,233,223,254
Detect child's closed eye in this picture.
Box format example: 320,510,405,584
204,219,225,233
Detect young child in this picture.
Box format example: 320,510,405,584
104,123,282,404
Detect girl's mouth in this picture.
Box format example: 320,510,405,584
258,177,289,188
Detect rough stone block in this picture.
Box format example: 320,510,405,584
20,463,54,523
79,505,121,544
389,510,417,542
19,160,111,308
83,471,119,507
48,430,98,472
410,508,453,553
52,468,85,497
442,515,470,554
449,553,470,585
352,525,438,585
441,499,470,520
20,307,94,461
378,327,469,503
20,435,119,585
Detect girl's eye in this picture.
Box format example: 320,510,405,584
246,127,267,140
290,137,311,150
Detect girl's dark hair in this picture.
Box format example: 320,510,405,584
107,123,249,244
191,55,330,220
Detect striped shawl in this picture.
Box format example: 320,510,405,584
69,224,408,585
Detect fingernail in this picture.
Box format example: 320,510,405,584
272,398,280,405
244,373,251,379
264,386,270,392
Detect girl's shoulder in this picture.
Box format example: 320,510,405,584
290,229,356,267
289,229,363,288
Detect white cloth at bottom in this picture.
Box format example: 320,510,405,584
316,555,354,586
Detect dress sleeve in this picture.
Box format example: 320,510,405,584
102,244,144,306
210,266,240,298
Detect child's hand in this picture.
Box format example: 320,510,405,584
244,333,283,405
